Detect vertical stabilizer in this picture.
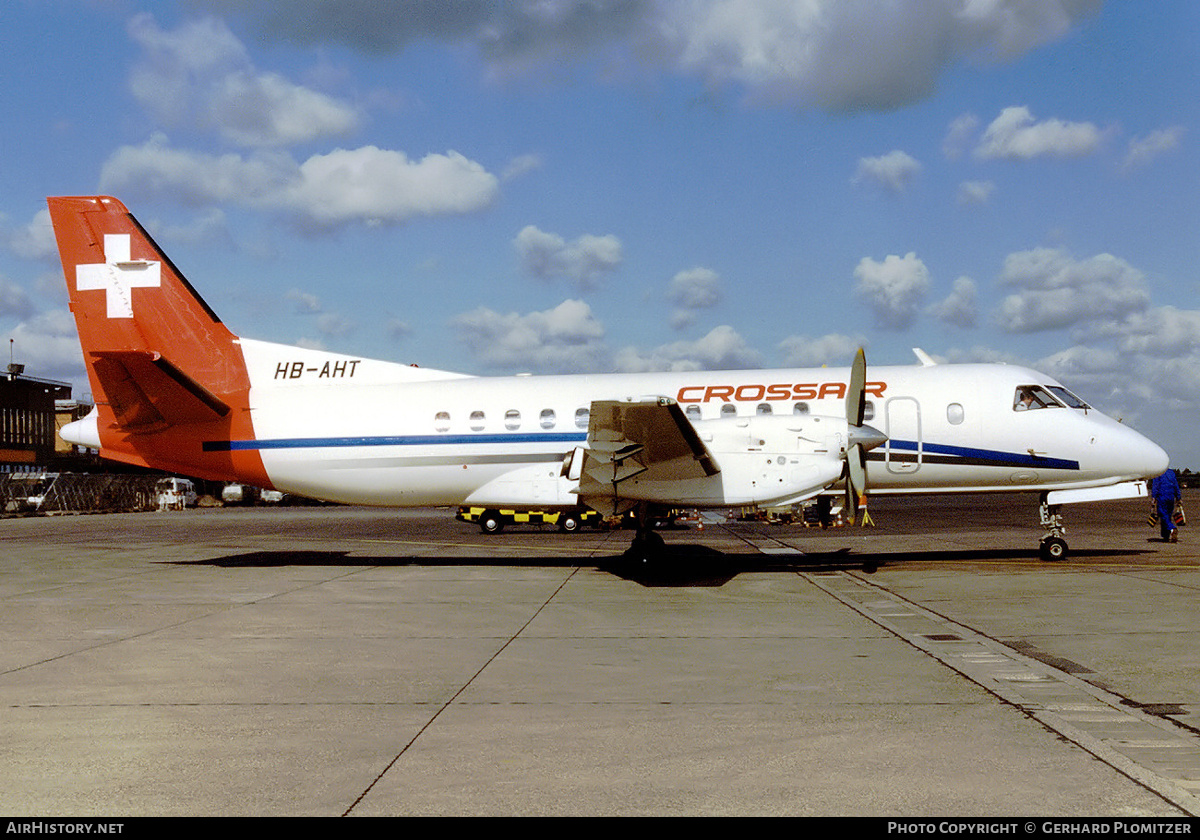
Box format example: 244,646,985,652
48,196,268,484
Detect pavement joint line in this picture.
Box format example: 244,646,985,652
799,569,1200,817
342,565,581,816
714,524,805,556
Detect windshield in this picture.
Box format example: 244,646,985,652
1047,385,1090,409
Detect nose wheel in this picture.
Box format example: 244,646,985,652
1039,535,1068,561
1038,495,1069,561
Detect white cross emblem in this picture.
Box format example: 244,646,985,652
76,234,162,319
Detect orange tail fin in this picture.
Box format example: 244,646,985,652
49,196,268,485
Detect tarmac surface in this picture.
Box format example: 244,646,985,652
1,492,1198,817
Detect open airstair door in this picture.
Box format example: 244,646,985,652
578,398,720,515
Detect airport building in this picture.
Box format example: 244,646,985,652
0,363,92,472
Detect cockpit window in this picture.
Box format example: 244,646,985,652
1013,385,1063,411
1047,386,1090,409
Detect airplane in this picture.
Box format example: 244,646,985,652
48,195,1169,563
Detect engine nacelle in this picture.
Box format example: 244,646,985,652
581,412,849,509
689,413,850,506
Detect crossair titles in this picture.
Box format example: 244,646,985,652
677,381,887,403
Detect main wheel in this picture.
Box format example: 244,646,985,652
624,530,666,563
479,511,504,535
1039,536,1068,562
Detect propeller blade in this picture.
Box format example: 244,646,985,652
846,442,867,525
846,347,866,428
843,348,875,526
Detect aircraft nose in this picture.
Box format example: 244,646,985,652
1123,426,1169,480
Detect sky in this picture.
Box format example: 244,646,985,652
2,1,1197,466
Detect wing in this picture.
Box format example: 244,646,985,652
579,398,719,504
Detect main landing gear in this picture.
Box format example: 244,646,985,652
623,503,667,563
1038,493,1069,561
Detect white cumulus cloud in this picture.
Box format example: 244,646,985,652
452,299,609,373
853,252,932,330
100,137,499,232
776,333,867,368
854,150,922,193
128,14,360,148
974,106,1103,160
667,266,721,328
615,324,763,372
929,276,978,328
995,247,1149,333
956,180,994,205
209,0,1101,113
3,310,85,387
1121,127,1185,172
514,225,624,289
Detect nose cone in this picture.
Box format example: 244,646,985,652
1120,425,1169,480
1140,436,1170,479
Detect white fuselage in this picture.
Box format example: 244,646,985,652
231,340,1167,508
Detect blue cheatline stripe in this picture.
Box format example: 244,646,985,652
203,433,1079,471
882,439,1079,471
202,431,588,452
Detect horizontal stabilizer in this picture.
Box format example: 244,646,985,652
89,350,231,431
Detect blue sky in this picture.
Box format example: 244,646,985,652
2,1,1198,466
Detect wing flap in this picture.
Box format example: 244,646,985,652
580,399,719,496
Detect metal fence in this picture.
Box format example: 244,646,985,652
0,473,161,514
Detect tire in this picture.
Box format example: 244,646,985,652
479,511,504,535
1039,536,1068,562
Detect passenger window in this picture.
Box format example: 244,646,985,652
793,402,810,415
540,408,556,429
756,403,772,415
470,410,485,431
947,403,964,425
721,403,737,417
863,400,875,422
505,409,521,430
575,407,590,429
685,404,701,421
434,411,451,432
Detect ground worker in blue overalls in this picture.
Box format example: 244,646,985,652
1150,468,1181,543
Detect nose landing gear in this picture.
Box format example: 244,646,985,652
1039,494,1068,561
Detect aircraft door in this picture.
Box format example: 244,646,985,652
885,397,922,473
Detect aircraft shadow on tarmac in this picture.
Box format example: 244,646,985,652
171,544,1154,588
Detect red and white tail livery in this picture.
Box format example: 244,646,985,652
51,196,1168,561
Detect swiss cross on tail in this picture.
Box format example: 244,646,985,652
76,234,162,318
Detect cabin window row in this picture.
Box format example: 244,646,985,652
433,408,591,433
431,400,877,432
680,401,875,420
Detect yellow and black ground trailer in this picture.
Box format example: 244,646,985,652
456,506,602,534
